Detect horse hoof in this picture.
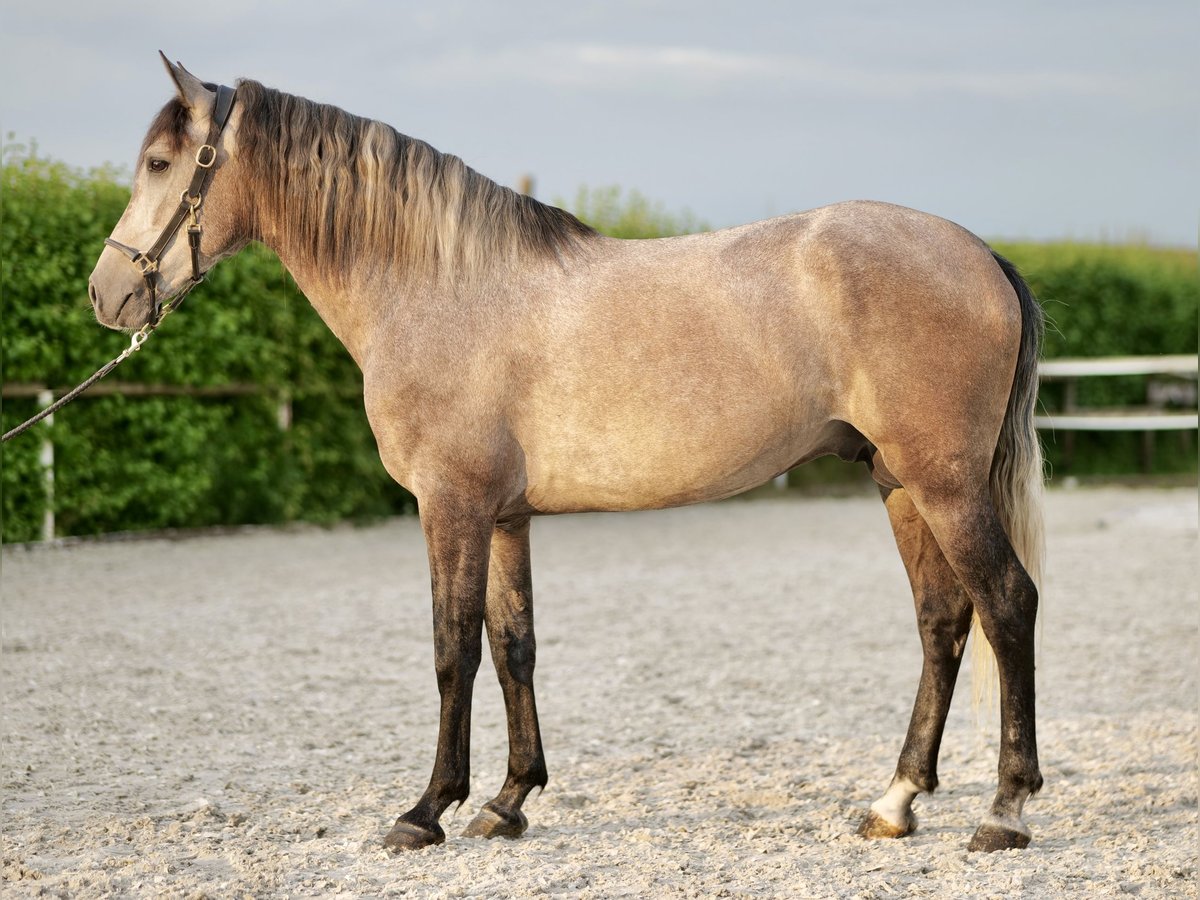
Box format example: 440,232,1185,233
462,803,528,839
383,818,445,853
967,823,1031,852
856,809,916,839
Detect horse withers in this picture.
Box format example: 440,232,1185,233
88,56,1045,853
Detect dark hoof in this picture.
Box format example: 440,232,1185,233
462,802,529,839
383,818,445,853
968,823,1031,852
857,809,916,840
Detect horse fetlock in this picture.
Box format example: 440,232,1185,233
510,758,548,791
997,766,1043,803
1009,763,1044,796
894,759,939,795
433,779,471,809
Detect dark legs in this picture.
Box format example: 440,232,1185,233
929,491,1043,852
860,482,1041,851
384,501,492,852
463,518,548,839
859,487,974,839
384,509,547,852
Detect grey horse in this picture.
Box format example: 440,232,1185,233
88,57,1045,854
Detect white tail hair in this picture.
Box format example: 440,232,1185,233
973,251,1046,712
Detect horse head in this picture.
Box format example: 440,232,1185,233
89,54,246,330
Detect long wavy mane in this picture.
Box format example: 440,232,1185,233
146,79,597,283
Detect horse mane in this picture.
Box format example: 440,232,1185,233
146,79,598,283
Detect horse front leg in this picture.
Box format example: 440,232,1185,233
384,498,493,852
463,517,548,839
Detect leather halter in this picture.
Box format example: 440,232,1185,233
104,84,237,322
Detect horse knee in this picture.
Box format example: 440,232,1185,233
504,636,536,685
435,639,483,691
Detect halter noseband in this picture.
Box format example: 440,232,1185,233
104,84,237,322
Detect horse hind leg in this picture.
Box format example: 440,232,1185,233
462,518,548,840
896,473,1042,851
858,486,974,840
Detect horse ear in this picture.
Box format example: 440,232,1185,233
158,50,212,114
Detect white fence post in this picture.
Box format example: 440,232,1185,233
277,392,292,431
36,389,55,542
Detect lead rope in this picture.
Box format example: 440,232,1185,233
1,285,194,443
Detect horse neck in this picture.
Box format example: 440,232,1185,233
244,172,411,368
260,235,387,369
249,195,570,370
235,106,594,366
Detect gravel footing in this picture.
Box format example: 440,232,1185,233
3,487,1196,898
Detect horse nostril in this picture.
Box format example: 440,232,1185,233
88,281,99,308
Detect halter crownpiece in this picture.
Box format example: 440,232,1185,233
104,83,237,322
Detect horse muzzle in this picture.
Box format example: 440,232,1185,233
88,270,156,332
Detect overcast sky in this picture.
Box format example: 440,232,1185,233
3,1,1196,245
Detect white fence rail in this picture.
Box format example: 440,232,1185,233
1034,355,1198,432
1033,354,1198,473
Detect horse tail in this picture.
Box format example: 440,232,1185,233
972,250,1046,711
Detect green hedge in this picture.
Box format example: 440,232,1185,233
2,153,1196,541
991,241,1198,476
564,185,708,238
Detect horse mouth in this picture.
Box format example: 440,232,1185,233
96,291,149,333
113,292,134,323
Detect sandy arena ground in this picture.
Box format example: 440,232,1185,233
2,486,1197,898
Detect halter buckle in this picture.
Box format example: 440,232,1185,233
195,144,217,168
134,255,159,276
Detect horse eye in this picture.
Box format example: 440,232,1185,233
147,158,170,173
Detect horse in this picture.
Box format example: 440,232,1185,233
87,56,1045,854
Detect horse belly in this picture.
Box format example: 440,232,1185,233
517,375,821,514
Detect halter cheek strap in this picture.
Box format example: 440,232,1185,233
105,83,237,322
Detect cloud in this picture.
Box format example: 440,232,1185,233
403,41,1147,103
